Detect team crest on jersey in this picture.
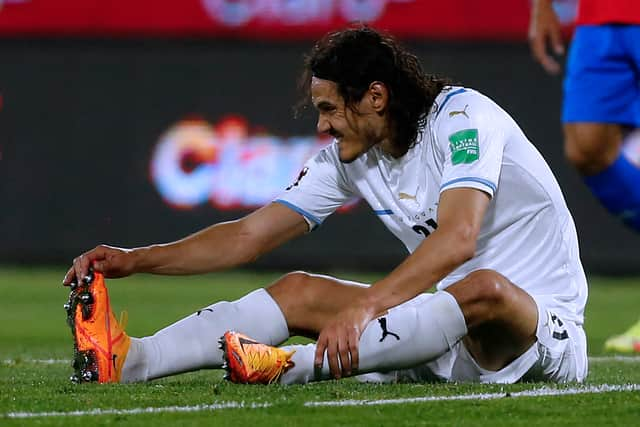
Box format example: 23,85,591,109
286,167,309,190
448,128,479,165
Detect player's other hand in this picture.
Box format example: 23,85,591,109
62,245,136,286
529,0,565,75
314,302,375,379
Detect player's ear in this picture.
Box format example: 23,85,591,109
368,81,388,112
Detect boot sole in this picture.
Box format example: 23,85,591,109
65,270,100,383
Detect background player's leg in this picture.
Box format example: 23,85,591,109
561,26,640,353
565,123,640,231
565,124,640,352
563,123,623,174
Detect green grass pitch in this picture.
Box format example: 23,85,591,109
1,266,639,426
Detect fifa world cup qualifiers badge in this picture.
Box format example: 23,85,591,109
448,129,479,165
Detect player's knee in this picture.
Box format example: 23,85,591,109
267,271,315,310
281,270,312,286
564,136,596,172
462,270,512,323
563,124,620,174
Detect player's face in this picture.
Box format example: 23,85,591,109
311,77,389,163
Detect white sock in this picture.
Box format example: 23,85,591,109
280,291,467,384
121,288,289,383
622,129,640,167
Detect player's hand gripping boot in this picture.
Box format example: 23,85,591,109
64,270,130,383
220,331,295,384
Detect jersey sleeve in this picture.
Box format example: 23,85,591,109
434,90,505,197
274,143,356,231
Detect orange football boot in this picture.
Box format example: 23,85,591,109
64,269,130,383
220,331,295,384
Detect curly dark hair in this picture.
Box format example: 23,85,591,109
296,25,450,152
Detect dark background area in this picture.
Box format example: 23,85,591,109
1,38,638,274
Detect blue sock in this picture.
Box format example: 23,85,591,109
584,154,640,232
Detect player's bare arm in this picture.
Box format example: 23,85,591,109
529,0,565,74
315,187,490,378
62,202,308,285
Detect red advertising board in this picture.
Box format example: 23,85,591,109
0,0,545,40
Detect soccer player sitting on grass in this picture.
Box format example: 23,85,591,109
63,26,588,385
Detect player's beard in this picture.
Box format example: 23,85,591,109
337,128,381,164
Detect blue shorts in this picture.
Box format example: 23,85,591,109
563,25,640,127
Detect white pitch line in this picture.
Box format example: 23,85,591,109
588,355,640,362
6,402,271,419
304,383,640,407
6,384,639,418
2,359,71,365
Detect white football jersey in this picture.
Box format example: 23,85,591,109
276,87,588,323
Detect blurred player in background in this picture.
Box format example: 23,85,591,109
529,0,640,353
63,26,588,386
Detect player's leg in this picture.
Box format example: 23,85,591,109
91,271,368,383
565,122,640,231
604,318,640,353
226,269,545,384
220,272,375,384
266,271,370,337
276,289,468,384
444,270,538,371
121,287,290,383
372,270,585,384
221,271,468,384
562,25,640,231
387,271,585,383
126,270,370,382
70,271,297,383
563,123,623,175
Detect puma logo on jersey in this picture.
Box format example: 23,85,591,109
398,192,418,202
286,167,309,191
378,317,400,342
449,104,469,119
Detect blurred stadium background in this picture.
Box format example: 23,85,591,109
0,0,638,274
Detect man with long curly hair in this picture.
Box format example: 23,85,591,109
63,26,588,385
